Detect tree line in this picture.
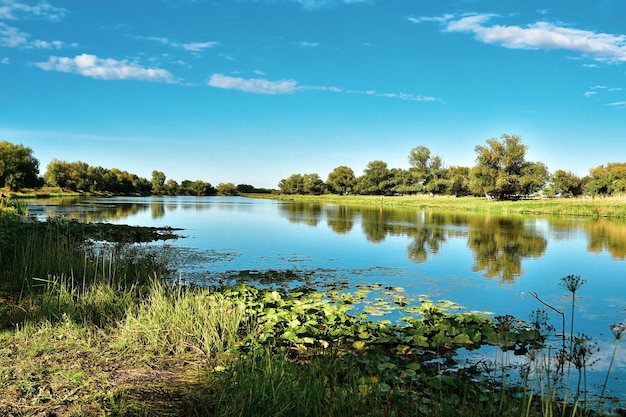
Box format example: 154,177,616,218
0,140,269,195
279,134,626,199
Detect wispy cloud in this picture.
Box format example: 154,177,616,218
208,73,299,94
182,41,220,51
294,41,320,48
0,0,66,21
208,73,438,102
248,0,369,10
140,35,220,52
410,13,626,63
0,22,67,48
608,101,626,108
36,53,176,83
1,57,9,64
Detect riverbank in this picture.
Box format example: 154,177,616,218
0,211,621,416
253,194,626,218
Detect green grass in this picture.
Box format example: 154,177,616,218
255,193,626,218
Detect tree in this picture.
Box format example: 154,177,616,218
326,166,355,195
278,174,305,194
447,166,471,197
470,134,547,199
0,140,40,191
217,182,238,195
586,163,626,196
302,173,326,195
356,160,393,195
237,184,256,193
407,145,447,194
545,170,583,197
151,170,166,195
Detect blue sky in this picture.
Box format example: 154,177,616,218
1,0,625,188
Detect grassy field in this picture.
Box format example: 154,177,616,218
1,199,624,416
255,194,626,218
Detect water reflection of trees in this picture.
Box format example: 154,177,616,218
279,202,323,227
325,206,356,234
549,217,626,260
467,216,547,283
279,203,549,283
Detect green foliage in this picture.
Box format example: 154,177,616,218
356,160,394,195
279,173,326,195
586,162,626,196
470,134,549,199
150,170,166,194
545,170,584,197
44,159,151,194
0,140,41,191
217,182,239,195
327,165,356,195
408,145,448,194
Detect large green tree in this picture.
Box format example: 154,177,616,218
356,160,393,195
408,145,446,193
326,166,356,195
585,162,626,196
151,170,167,195
544,170,584,197
470,134,548,199
0,140,40,191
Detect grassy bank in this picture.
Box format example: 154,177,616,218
0,210,622,416
253,194,626,218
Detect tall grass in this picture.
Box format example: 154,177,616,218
259,194,626,218
118,279,250,360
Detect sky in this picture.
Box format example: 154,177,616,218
1,0,625,189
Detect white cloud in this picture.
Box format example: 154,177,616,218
35,53,176,82
584,91,597,97
182,41,220,51
207,73,438,102
1,57,9,64
140,35,220,52
208,73,299,94
250,0,368,10
0,0,66,21
608,101,626,108
0,22,64,48
295,41,320,48
414,13,626,63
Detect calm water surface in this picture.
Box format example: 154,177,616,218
28,196,626,403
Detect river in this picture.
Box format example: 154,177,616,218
27,195,626,405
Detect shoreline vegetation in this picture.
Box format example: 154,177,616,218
253,193,626,218
1,195,625,416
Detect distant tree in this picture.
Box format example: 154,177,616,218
278,174,305,194
470,134,547,199
0,140,40,191
217,182,238,195
356,160,393,195
447,166,471,197
180,179,215,196
326,166,356,195
407,145,446,193
389,168,412,194
519,161,549,196
164,179,179,195
302,173,326,195
151,170,166,195
237,184,256,193
585,162,626,196
544,170,583,197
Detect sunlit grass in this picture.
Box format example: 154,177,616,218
257,194,626,218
